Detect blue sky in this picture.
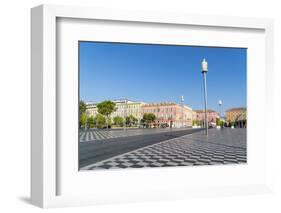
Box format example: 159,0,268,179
79,41,246,113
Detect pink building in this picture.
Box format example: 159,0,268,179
142,102,193,128
193,109,219,126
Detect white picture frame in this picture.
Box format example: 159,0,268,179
31,4,274,208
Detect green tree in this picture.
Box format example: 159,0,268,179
126,115,138,126
216,118,224,127
80,113,87,129
192,119,199,126
113,116,124,127
87,116,95,128
220,120,224,127
142,113,156,128
79,101,87,115
94,114,106,129
97,101,117,129
216,118,220,126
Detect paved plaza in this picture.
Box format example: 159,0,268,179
79,127,196,142
79,128,202,167
80,128,246,170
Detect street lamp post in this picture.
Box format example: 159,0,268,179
124,98,128,130
181,95,184,128
218,100,223,118
202,58,208,136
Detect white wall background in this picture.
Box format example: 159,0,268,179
0,0,280,212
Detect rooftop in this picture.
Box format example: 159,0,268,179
225,107,247,112
143,102,176,107
85,99,145,106
193,109,217,113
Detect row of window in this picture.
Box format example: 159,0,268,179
143,108,177,113
117,104,141,109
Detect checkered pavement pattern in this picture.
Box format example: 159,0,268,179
81,128,246,170
79,129,118,141
79,128,190,142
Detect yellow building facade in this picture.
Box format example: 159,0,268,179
225,107,247,128
85,99,146,121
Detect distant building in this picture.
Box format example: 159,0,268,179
225,107,247,128
141,102,193,128
111,99,146,122
85,99,146,122
85,102,98,117
193,109,220,126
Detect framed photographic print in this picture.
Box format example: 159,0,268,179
31,4,274,208
78,42,247,171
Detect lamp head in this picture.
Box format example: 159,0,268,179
202,58,208,73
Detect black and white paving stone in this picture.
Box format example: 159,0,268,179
80,128,246,170
79,127,198,142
